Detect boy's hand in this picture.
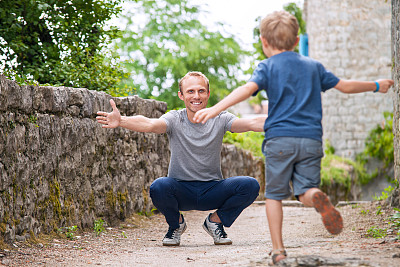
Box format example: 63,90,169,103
376,79,394,93
193,107,220,124
96,99,121,128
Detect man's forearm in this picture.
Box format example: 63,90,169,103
120,115,155,132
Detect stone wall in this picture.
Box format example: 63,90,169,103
391,0,400,208
305,0,393,159
0,76,264,243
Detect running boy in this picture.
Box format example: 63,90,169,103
193,10,394,264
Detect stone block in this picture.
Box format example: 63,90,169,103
33,86,55,112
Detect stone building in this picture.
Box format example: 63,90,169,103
304,0,393,159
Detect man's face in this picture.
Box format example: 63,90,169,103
178,76,210,114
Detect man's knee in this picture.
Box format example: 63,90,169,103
235,176,260,196
150,177,174,198
247,177,261,196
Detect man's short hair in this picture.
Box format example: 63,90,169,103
260,11,299,51
179,71,210,93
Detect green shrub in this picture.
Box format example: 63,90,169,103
320,153,368,190
223,131,264,158
358,112,393,168
94,219,105,236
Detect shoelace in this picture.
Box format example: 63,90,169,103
165,227,178,239
214,223,228,238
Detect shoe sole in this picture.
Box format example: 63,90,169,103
312,192,343,235
202,224,232,245
162,223,187,246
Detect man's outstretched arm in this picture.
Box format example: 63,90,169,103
96,99,167,134
230,115,267,133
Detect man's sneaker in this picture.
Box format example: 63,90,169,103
312,191,343,235
202,213,232,245
162,215,187,246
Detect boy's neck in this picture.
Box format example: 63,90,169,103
269,49,289,57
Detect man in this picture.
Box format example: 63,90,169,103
96,71,265,246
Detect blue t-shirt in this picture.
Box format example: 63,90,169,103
249,51,340,142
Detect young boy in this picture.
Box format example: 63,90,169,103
193,10,394,264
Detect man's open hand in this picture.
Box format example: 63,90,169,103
96,99,121,128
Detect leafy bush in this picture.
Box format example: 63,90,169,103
320,153,368,191
0,0,131,94
223,131,264,158
94,219,105,236
359,112,394,168
321,139,369,191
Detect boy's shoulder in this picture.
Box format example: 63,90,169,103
263,51,324,69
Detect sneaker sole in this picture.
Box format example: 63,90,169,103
162,242,180,246
312,192,343,235
202,224,232,245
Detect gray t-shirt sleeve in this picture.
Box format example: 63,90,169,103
220,111,237,133
160,110,179,135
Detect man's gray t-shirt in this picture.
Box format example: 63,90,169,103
160,109,237,181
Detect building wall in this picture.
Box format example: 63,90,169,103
305,0,393,158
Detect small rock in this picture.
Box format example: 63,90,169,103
393,253,400,258
15,235,26,242
2,259,11,266
0,254,5,258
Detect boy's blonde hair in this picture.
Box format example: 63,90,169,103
179,71,210,93
260,11,299,51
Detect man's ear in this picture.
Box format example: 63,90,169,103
178,91,184,100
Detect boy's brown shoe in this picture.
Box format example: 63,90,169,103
312,191,343,235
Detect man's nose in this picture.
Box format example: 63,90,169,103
194,91,200,98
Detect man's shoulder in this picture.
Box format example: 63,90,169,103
163,109,185,119
218,110,236,119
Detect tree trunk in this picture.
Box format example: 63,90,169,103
391,0,400,207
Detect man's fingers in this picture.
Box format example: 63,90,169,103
193,111,204,123
97,111,107,116
110,99,117,112
96,118,107,124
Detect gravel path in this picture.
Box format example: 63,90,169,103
1,201,400,266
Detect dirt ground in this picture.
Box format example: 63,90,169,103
1,201,400,267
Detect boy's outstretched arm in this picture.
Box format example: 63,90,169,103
334,79,394,94
194,82,259,124
96,99,167,134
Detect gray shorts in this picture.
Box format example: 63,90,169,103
262,137,324,200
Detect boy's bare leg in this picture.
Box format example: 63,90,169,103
299,188,343,235
298,188,321,207
265,199,286,262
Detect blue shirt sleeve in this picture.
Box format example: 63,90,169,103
249,60,269,96
317,62,340,91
